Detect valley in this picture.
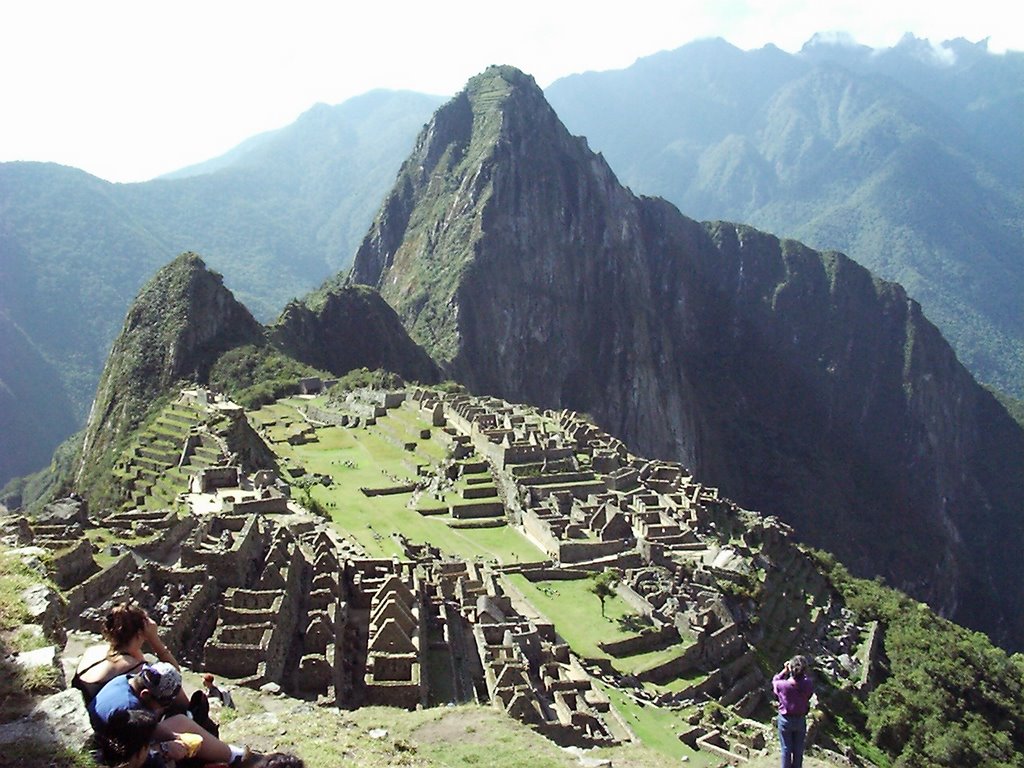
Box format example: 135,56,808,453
1,43,1022,768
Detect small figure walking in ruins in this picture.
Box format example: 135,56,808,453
204,672,236,709
772,654,814,768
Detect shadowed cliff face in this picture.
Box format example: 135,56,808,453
76,253,265,491
268,285,440,384
349,66,1024,649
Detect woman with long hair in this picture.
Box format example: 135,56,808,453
72,602,180,705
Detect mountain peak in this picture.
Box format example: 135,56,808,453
345,65,1024,650
349,66,621,364
76,252,264,494
465,64,540,95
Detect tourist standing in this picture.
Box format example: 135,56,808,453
772,655,814,768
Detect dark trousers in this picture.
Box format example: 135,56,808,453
778,713,807,768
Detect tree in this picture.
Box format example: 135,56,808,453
589,568,620,618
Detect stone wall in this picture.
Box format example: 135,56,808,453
615,582,655,618
51,539,96,590
65,553,135,622
520,508,563,557
134,515,197,562
162,579,218,657
204,624,275,677
450,501,504,519
197,466,241,492
232,496,289,515
556,539,630,564
364,573,425,709
598,624,680,657
182,515,265,586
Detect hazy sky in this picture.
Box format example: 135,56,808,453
1,0,1019,183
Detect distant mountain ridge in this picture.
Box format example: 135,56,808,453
350,65,1024,650
2,32,1021,499
545,35,1024,397
0,90,441,484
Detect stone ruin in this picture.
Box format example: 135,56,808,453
401,394,879,758
421,559,621,747
10,385,886,762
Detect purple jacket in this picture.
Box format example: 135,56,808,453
773,671,814,716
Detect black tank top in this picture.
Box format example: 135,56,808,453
71,654,143,705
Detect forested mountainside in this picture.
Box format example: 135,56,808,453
0,91,440,484
545,35,1024,397
72,253,438,506
349,65,1024,651
4,36,1020,488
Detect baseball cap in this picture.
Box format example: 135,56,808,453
139,662,182,703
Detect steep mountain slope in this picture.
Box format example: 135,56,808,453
72,251,440,505
127,90,444,318
349,66,1024,649
269,284,441,384
0,164,177,483
75,253,265,495
545,36,1024,397
0,90,440,486
0,309,78,483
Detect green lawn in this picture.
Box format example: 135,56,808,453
256,401,545,563
598,683,714,765
504,575,695,679
504,574,639,660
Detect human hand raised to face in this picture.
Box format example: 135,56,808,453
143,616,162,642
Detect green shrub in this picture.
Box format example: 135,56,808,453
819,556,1024,766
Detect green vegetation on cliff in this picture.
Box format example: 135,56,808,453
74,252,265,503
269,284,440,384
348,64,1024,654
349,67,552,363
209,344,328,409
545,37,1024,397
813,551,1024,767
0,90,442,488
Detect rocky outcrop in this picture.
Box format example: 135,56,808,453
348,66,1024,649
76,253,265,492
0,688,92,752
269,284,440,385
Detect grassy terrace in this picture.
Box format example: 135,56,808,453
84,526,161,569
250,399,545,562
599,683,712,765
504,575,695,674
109,398,223,511
504,574,710,763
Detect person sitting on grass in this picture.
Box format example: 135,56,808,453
74,602,219,736
202,673,235,709
88,662,255,766
72,603,180,705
